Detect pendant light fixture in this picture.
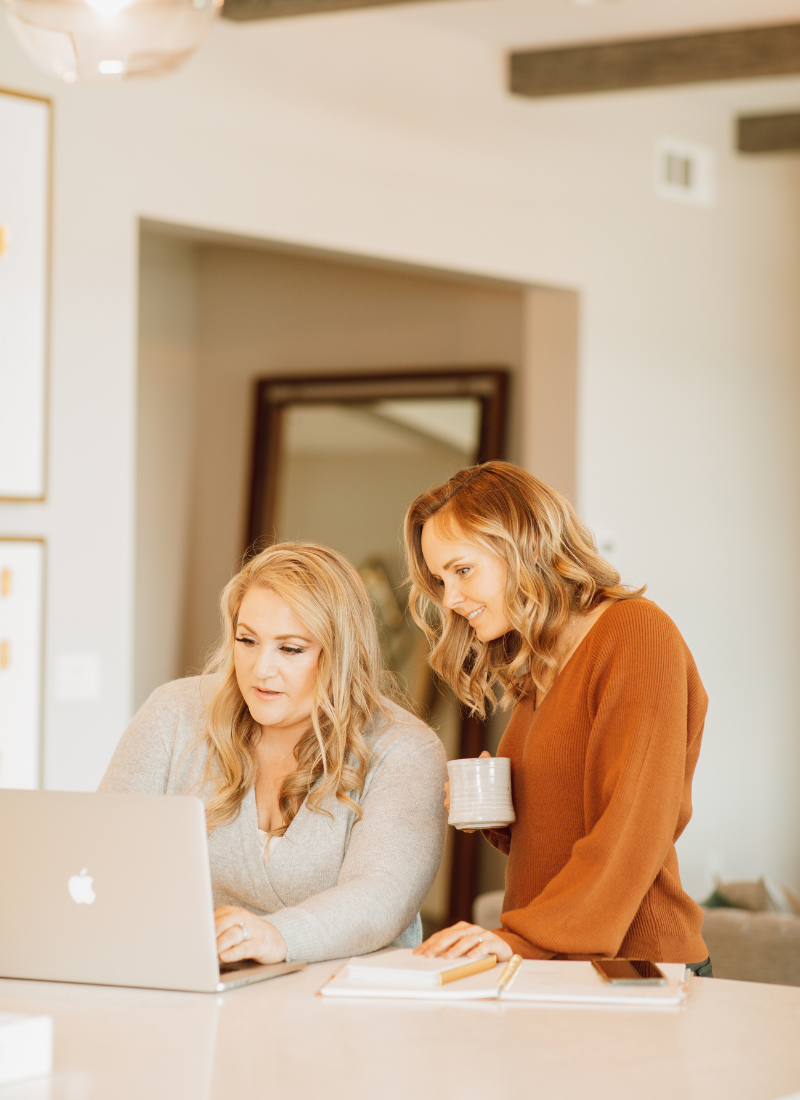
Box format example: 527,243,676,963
1,0,223,82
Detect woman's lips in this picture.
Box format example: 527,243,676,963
254,687,283,699
467,606,486,622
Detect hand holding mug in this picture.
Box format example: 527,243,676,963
446,752,515,831
444,751,492,831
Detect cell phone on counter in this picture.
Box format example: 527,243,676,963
591,958,667,985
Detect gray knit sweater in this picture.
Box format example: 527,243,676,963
98,676,447,964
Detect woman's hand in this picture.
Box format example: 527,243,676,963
413,921,513,962
214,906,288,966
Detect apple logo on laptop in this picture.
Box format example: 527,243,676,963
68,867,97,905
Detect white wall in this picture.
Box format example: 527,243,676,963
135,234,199,709
187,242,524,680
136,234,524,701
1,6,799,896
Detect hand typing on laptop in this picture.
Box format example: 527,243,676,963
215,906,287,966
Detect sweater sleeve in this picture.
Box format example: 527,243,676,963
96,683,176,795
496,611,695,959
266,732,448,964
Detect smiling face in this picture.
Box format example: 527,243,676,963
233,586,322,738
420,517,512,642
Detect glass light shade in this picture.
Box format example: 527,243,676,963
2,0,222,82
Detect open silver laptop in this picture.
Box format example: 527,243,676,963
0,790,305,993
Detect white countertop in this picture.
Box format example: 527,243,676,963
1,963,799,1100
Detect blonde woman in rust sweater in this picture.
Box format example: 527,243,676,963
405,461,711,974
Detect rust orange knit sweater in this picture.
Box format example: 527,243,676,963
487,598,708,964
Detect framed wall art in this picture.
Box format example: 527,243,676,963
0,89,50,501
0,538,45,788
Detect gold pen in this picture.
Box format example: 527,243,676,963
497,954,523,991
439,954,498,985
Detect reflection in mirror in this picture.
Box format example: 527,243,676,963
247,372,508,930
275,397,479,708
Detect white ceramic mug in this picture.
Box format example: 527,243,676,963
446,756,515,830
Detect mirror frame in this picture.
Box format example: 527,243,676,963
246,367,509,925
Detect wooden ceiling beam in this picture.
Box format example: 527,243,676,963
738,111,800,153
222,0,449,20
509,23,800,99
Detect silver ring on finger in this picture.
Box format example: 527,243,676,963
239,922,250,942
476,935,483,944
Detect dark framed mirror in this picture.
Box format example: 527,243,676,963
246,368,508,931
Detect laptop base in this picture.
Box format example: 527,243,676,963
216,959,306,991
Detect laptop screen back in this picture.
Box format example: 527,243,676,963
0,790,220,992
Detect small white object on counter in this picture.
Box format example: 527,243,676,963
0,1012,54,1086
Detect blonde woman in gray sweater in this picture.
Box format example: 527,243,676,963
99,543,447,966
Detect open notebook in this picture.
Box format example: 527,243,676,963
320,949,691,1007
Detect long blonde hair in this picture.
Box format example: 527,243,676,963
405,462,644,718
200,542,390,834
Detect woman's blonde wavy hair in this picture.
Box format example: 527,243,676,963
405,461,644,718
199,542,390,835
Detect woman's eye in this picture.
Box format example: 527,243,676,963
235,636,256,646
281,646,305,655
456,567,470,577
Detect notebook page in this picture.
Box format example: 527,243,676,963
320,963,503,1000
500,961,689,1006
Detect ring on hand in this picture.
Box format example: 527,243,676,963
476,934,483,944
239,922,250,942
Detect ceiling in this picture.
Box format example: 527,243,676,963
363,0,800,51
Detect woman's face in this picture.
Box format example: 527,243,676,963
233,586,322,737
420,518,512,642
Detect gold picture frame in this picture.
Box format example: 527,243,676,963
0,536,46,788
0,87,52,502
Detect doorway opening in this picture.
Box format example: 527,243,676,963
135,221,569,929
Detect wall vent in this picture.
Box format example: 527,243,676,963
655,138,716,206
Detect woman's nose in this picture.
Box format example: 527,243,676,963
442,581,463,610
253,651,278,680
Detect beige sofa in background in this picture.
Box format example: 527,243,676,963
700,908,800,986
